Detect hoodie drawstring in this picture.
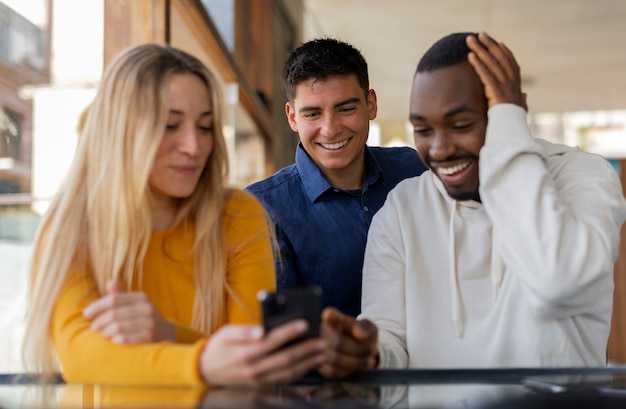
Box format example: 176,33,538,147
491,228,503,300
449,201,464,338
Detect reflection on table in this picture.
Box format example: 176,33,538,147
2,367,626,408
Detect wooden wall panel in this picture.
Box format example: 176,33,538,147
234,0,274,110
608,160,626,362
103,0,169,68
173,0,274,141
234,0,302,170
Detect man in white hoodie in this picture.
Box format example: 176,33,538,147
320,31,626,376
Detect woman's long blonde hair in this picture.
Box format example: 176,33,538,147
22,43,231,377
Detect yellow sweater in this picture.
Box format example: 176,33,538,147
51,190,276,386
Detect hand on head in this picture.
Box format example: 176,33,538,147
199,319,326,386
82,280,175,344
318,307,378,379
466,32,527,110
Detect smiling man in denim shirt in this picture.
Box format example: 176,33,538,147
246,38,426,317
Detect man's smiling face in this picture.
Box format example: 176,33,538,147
409,61,488,201
286,74,377,187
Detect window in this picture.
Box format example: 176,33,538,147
0,108,21,161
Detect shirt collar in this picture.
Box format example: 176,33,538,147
296,143,383,203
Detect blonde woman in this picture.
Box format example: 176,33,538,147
22,43,326,387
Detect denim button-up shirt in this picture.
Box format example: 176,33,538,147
246,143,427,316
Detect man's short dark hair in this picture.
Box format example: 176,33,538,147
416,32,479,73
281,38,369,102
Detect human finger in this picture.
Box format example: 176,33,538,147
321,307,370,353
321,321,371,357
82,291,147,319
466,33,506,84
257,319,313,356
476,32,516,82
322,313,377,354
93,319,154,344
199,325,319,386
86,295,151,327
499,42,521,80
321,307,356,334
317,342,377,379
82,294,118,319
91,310,149,342
351,319,377,342
469,33,522,87
106,280,122,295
259,354,322,385
199,325,267,385
319,316,377,379
467,45,503,100
468,33,525,108
90,297,155,335
211,324,265,344
253,339,325,384
82,280,123,319
470,49,525,108
96,312,151,337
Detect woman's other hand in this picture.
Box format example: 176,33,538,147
82,280,175,344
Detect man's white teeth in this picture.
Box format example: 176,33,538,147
438,161,470,175
321,139,349,150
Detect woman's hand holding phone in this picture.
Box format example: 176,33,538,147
198,320,326,386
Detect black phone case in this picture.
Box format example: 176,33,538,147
258,286,323,343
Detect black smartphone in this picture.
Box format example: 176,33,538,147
258,286,323,346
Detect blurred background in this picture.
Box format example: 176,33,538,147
1,0,626,373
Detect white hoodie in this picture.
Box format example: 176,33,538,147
360,104,626,368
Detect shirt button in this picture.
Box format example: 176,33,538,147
333,189,339,193
364,206,369,212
